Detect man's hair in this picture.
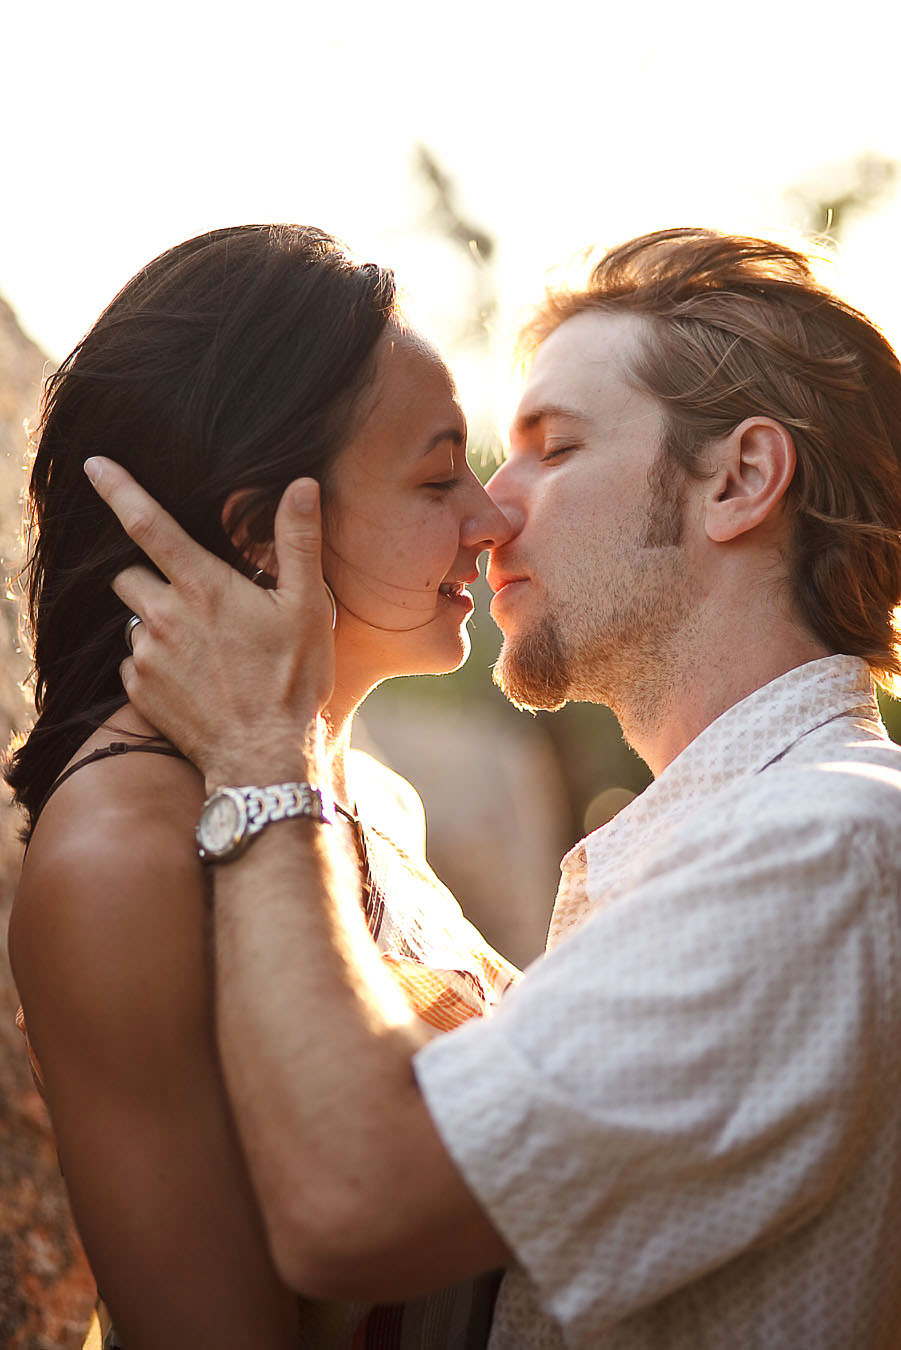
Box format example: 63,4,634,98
524,227,901,694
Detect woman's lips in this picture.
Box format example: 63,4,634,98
438,583,474,613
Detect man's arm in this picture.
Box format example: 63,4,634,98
85,459,510,1298
212,803,509,1297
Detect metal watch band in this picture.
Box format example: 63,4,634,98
196,781,334,864
241,782,334,833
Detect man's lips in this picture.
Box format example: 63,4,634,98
486,569,529,597
487,574,530,623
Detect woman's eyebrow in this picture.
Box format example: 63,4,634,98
422,428,465,456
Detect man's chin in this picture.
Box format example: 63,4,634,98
492,629,571,713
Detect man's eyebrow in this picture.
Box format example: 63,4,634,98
422,427,466,456
513,403,589,433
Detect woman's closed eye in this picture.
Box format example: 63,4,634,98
423,476,463,493
541,444,577,463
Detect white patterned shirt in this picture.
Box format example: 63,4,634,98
416,656,901,1348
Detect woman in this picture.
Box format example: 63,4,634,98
6,224,518,1348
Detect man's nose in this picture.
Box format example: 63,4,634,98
484,461,526,538
465,488,518,551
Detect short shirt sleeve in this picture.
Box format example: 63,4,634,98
414,775,895,1341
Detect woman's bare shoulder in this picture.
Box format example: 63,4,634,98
11,705,207,1024
25,704,202,870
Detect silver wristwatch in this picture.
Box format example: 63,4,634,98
196,782,334,863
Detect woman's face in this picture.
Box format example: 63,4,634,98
323,325,514,683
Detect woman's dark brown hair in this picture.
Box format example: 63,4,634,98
6,224,397,834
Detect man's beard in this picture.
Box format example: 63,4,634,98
493,450,688,715
493,615,571,712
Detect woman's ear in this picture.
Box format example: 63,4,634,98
221,489,278,581
703,418,796,544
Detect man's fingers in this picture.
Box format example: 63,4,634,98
273,479,326,603
85,456,225,588
111,564,171,615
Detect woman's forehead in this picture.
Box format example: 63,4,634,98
335,326,465,476
370,327,462,420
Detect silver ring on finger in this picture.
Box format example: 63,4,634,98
124,613,143,654
324,582,337,631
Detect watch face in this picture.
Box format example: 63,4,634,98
197,790,244,859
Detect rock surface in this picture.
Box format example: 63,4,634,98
0,298,95,1348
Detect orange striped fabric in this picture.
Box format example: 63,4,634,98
15,1003,44,1092
361,821,518,1027
381,959,490,1032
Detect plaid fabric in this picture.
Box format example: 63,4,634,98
361,819,517,1031
382,959,492,1032
15,1003,43,1091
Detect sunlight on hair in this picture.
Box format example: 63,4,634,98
889,605,901,699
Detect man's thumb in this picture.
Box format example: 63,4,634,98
273,478,323,596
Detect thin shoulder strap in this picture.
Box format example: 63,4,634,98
36,741,187,821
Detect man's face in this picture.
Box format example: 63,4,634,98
485,310,695,716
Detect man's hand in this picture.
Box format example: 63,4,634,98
84,458,336,784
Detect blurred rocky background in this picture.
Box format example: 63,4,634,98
0,299,97,1347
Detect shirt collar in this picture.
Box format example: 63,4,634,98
561,655,878,875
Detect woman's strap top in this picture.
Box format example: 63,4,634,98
35,742,187,824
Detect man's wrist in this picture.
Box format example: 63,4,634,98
203,755,314,797
199,717,326,796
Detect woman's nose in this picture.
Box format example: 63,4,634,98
463,479,520,551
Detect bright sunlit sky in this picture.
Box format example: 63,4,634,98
4,0,901,443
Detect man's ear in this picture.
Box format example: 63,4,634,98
221,489,278,580
703,418,796,543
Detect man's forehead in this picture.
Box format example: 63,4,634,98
513,310,647,430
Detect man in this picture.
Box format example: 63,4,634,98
87,228,901,1346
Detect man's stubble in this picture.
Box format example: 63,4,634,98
493,450,693,722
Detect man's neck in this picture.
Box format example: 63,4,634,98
616,623,833,778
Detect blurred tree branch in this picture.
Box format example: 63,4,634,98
414,145,498,342
787,152,898,240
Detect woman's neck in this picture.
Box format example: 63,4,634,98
322,672,375,816
324,718,353,815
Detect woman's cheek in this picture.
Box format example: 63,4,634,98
322,497,455,617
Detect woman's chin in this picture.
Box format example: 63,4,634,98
437,639,471,676
396,627,472,679
419,637,472,677
335,608,473,683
